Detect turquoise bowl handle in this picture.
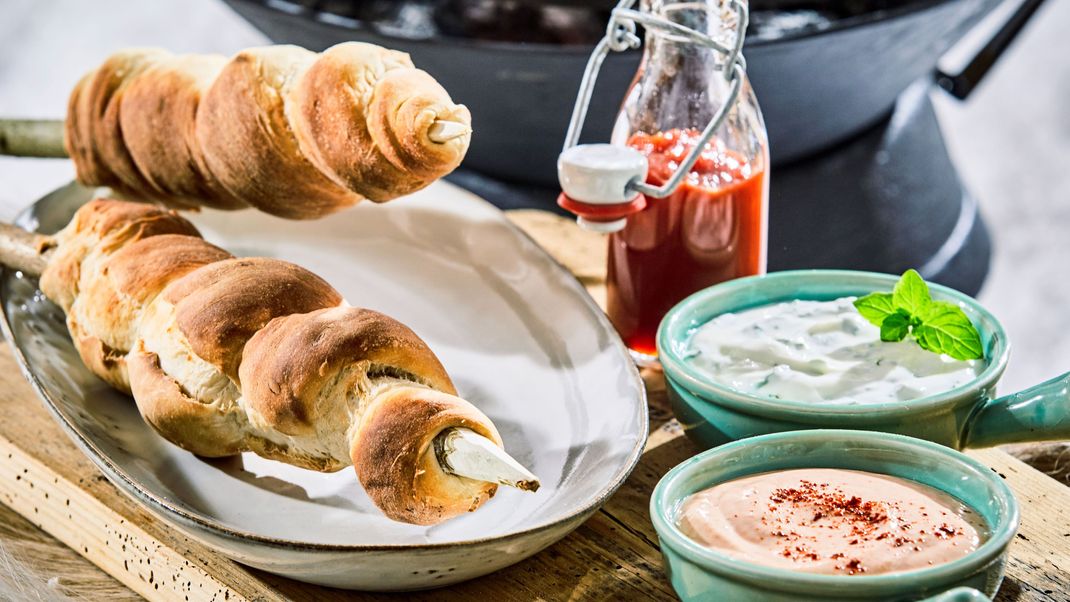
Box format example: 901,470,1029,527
920,587,990,601
963,372,1070,448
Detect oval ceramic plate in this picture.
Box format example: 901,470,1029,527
0,182,647,590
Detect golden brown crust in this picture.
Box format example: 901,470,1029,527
162,257,342,381
127,343,247,457
104,234,232,303
66,50,161,189
119,54,247,210
65,43,470,218
352,386,500,525
289,42,469,203
40,199,201,312
69,49,172,197
62,198,198,244
66,234,232,388
196,46,361,219
364,68,471,198
64,73,107,186
240,306,455,436
68,317,130,392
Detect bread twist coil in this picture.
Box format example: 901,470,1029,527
65,43,471,220
41,199,500,525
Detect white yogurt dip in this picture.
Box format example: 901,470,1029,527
685,297,983,404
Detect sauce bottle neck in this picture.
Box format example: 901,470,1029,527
641,0,744,60
623,0,746,139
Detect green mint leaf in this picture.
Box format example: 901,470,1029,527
853,293,896,327
892,269,932,317
879,312,910,342
913,301,984,360
917,300,964,322
855,269,985,362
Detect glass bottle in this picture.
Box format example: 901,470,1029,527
607,0,769,361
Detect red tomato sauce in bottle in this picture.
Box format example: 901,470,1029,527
607,128,767,357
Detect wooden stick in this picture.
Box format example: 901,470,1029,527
0,117,469,158
0,119,67,158
435,428,540,491
0,222,52,277
427,120,471,144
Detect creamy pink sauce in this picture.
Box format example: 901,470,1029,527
678,469,986,576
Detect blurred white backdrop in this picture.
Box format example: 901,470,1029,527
0,0,1067,393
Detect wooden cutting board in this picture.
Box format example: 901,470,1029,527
0,209,1066,601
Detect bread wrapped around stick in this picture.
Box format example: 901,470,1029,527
25,199,535,525
64,43,472,219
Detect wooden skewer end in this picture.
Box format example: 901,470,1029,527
0,119,67,158
0,222,52,277
435,428,540,492
427,120,471,144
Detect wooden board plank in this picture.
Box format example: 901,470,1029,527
0,209,1065,601
971,450,1070,601
0,353,290,602
0,499,139,601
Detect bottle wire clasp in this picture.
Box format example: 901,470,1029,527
557,0,751,232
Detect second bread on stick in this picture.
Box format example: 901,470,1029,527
66,43,472,219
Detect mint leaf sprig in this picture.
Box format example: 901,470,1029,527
853,269,984,361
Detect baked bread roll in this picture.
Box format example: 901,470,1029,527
39,199,508,525
64,43,471,219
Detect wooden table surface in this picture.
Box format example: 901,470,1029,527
0,210,1067,601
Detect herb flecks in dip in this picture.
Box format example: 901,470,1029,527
678,469,985,576
685,297,983,404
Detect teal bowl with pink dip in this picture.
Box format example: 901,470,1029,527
656,269,1070,451
650,430,1019,601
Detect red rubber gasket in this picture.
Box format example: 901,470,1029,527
557,193,647,222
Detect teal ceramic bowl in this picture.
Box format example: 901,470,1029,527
651,430,1020,601
657,270,1070,450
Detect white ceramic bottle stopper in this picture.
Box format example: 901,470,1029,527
557,144,649,233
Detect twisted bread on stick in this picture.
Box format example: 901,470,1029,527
65,43,472,219
35,198,528,525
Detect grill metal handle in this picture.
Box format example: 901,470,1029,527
935,0,1047,100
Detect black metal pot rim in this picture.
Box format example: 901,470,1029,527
266,0,964,53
